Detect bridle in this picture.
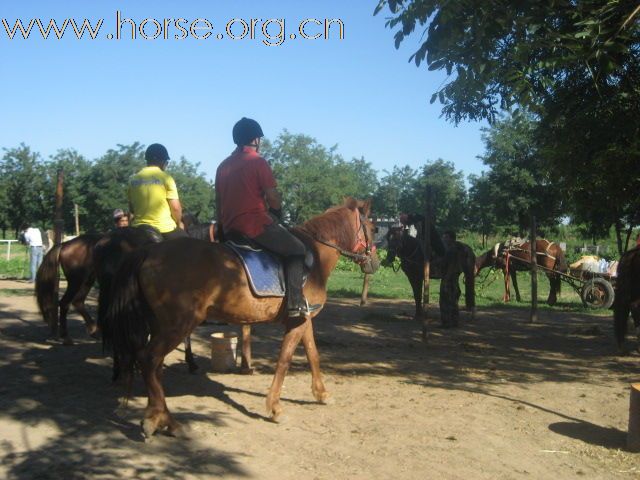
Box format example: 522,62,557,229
298,209,375,264
387,228,421,270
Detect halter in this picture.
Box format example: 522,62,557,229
298,209,374,263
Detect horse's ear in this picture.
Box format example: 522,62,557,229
357,198,372,217
343,196,358,210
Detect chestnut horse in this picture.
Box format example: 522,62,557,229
381,226,476,321
613,247,640,353
104,198,379,438
475,239,568,305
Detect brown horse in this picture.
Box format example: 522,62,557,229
613,247,640,353
476,239,568,305
36,233,103,343
381,226,476,322
104,198,379,438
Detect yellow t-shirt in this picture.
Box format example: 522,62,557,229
128,166,179,233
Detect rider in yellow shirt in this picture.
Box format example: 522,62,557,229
128,144,188,240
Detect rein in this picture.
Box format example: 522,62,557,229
297,211,372,262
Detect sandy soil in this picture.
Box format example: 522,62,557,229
0,278,639,479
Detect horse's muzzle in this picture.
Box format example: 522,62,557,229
360,255,380,275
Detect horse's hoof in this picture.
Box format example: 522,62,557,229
62,337,74,346
239,367,254,375
316,392,333,405
142,418,158,440
187,364,199,375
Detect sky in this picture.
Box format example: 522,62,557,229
0,1,488,181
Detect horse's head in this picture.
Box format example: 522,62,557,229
382,226,404,267
475,243,507,275
344,197,380,275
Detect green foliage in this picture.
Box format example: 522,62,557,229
263,131,379,224
168,157,215,222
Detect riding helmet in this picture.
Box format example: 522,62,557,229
145,143,170,164
232,118,264,146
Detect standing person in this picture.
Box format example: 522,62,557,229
128,143,187,240
21,222,44,282
215,117,316,317
112,209,130,228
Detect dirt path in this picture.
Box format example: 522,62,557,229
0,279,638,479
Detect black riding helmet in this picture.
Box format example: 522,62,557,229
232,118,264,146
145,143,170,166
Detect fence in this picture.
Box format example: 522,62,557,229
0,240,20,261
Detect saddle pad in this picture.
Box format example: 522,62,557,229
227,241,285,297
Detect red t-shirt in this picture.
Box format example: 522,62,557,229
215,147,277,238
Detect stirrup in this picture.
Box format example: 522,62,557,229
288,298,321,318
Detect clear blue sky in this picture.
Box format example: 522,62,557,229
0,0,487,180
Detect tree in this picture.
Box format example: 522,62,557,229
0,144,49,235
81,143,145,232
375,0,640,123
168,157,215,221
374,165,418,218
477,113,564,235
45,149,92,233
413,159,467,231
263,131,378,224
467,173,498,247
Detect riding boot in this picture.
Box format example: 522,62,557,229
285,256,319,317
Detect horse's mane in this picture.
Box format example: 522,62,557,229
296,206,356,251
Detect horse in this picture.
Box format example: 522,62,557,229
34,220,211,372
36,233,103,344
475,239,568,305
613,247,640,353
103,197,379,438
381,226,476,324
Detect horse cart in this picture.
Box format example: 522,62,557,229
507,254,616,309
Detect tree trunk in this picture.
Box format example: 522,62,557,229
615,220,624,256
624,225,633,253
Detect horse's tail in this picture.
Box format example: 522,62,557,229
103,247,153,384
35,243,63,329
613,251,636,350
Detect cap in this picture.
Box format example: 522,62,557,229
113,209,126,220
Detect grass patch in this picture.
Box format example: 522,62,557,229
327,267,612,316
0,249,30,280
0,288,34,297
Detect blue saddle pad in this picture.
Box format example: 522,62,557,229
227,241,285,297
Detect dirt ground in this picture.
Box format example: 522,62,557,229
0,278,639,480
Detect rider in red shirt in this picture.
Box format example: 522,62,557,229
215,118,313,317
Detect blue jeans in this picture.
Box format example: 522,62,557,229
30,246,43,282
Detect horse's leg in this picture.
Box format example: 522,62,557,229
546,273,558,306
139,338,185,439
360,273,371,306
184,336,199,374
300,318,329,404
71,275,98,337
511,270,522,302
240,325,254,375
58,280,78,345
265,317,308,421
503,269,510,302
632,305,640,352
407,269,423,321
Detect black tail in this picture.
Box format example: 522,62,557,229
35,244,63,329
103,247,154,381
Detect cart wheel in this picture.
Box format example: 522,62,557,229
581,278,614,309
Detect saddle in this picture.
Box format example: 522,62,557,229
224,235,314,298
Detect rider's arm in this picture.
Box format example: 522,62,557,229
167,198,184,229
264,187,281,210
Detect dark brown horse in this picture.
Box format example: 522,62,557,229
104,198,379,438
475,239,568,305
35,224,206,372
36,233,103,344
381,226,476,322
613,247,640,353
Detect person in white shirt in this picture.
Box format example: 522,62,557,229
21,223,44,282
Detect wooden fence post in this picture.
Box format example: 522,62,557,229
530,215,538,324
51,169,64,337
629,383,640,452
